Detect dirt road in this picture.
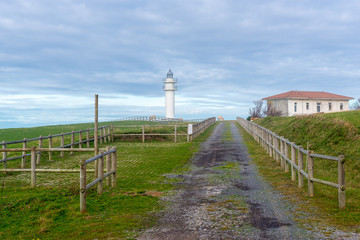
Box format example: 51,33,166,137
139,122,322,239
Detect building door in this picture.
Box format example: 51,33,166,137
317,103,321,112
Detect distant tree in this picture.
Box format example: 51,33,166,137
263,102,282,116
246,116,251,121
351,97,360,110
249,100,265,118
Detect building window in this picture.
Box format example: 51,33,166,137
294,102,297,112
306,102,309,110
317,103,321,112
329,102,332,111
340,103,343,110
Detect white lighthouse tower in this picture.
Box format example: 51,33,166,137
163,69,177,119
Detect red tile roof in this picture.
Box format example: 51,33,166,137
263,91,353,100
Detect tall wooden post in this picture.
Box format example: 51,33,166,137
338,155,345,209
94,94,99,177
95,94,99,155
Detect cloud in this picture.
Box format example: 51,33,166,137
1,0,360,128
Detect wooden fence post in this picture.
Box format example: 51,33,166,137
100,127,103,144
280,138,284,168
307,151,314,197
71,131,74,155
79,130,83,148
111,126,114,142
80,159,86,213
174,125,177,143
97,152,104,195
103,127,107,143
269,134,273,158
275,136,280,163
37,136,43,164
298,146,304,188
291,143,296,181
2,140,7,169
31,146,36,187
48,135,53,161
142,125,145,143
86,129,90,148
106,146,111,186
338,155,345,209
60,133,65,158
107,127,111,142
21,138,27,168
111,149,117,187
284,140,289,173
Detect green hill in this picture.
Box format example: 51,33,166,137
253,110,360,225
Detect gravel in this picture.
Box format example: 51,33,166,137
138,122,359,240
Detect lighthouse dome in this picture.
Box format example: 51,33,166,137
167,69,173,79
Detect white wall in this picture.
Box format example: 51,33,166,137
287,99,349,116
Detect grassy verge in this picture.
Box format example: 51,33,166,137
236,122,360,231
0,122,217,239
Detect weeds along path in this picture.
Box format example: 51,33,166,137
139,122,318,240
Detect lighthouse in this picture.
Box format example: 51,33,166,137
163,69,177,119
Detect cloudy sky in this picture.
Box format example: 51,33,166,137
1,0,360,128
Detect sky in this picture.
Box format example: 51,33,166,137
1,0,360,128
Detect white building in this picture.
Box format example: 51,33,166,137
262,91,353,117
163,69,177,118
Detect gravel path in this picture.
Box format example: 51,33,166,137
139,122,354,240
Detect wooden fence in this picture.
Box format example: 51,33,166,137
188,117,217,141
80,147,117,213
110,117,216,143
0,126,111,168
112,125,187,143
236,117,346,209
118,116,204,123
0,146,117,212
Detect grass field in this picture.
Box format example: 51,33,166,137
0,121,217,239
246,111,360,227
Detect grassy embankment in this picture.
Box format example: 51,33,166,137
0,121,217,239
238,110,360,229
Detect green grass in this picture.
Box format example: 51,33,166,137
0,121,217,239
245,111,360,227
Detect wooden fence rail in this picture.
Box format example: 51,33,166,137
0,146,117,212
236,117,346,209
80,147,117,213
0,126,111,168
188,117,217,142
111,117,216,143
112,124,188,143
